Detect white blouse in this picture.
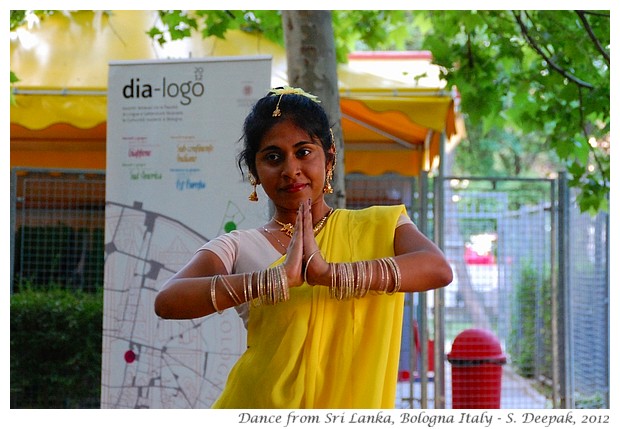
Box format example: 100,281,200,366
196,213,415,327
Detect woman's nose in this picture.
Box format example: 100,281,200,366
282,157,301,177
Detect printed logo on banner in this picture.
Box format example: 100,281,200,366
122,66,206,106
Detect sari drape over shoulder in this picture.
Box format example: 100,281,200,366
212,205,407,409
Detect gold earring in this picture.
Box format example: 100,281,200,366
323,167,334,194
323,144,336,194
249,175,259,201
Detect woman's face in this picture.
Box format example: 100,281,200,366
255,120,331,212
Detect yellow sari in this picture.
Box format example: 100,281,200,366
212,205,407,408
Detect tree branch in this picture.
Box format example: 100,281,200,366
580,11,610,18
515,10,605,184
466,33,474,69
512,11,594,89
576,10,610,65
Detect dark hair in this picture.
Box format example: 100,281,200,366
237,89,334,177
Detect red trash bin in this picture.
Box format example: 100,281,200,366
447,328,506,409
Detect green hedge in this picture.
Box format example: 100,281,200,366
508,262,552,380
10,288,103,408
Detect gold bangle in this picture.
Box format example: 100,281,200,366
304,249,322,285
242,272,249,303
330,262,337,299
257,269,265,306
266,265,288,305
221,275,242,306
355,261,367,298
252,266,291,306
363,260,373,298
375,259,385,294
246,272,255,305
211,276,223,314
333,263,343,299
346,262,355,299
385,257,402,295
365,260,373,297
278,264,290,302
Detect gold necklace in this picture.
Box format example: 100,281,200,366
262,226,288,252
273,208,334,238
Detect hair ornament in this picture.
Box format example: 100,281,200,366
270,86,320,117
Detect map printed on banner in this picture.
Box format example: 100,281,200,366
102,201,246,408
102,57,271,408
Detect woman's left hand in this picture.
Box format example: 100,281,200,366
300,199,330,286
282,203,306,287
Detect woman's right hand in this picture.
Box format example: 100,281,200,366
282,202,306,287
284,199,331,287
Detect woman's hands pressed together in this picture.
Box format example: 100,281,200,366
282,199,331,288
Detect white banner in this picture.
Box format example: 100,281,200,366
102,57,271,408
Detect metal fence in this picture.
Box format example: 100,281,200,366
346,173,609,409
10,168,106,293
439,176,556,409
11,168,609,409
435,175,608,409
564,188,609,408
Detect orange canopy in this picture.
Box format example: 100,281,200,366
11,10,458,176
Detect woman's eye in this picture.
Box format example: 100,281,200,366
265,153,280,162
297,148,312,158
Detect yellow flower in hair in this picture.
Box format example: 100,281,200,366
269,86,320,103
270,86,320,117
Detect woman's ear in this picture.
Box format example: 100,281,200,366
249,168,260,185
327,143,337,169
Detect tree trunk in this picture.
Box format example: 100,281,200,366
281,10,345,208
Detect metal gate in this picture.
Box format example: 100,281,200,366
437,176,556,409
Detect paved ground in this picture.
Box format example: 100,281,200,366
396,364,549,409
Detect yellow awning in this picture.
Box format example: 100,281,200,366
11,10,459,176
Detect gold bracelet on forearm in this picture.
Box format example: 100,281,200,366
328,257,402,301
220,274,243,306
246,265,290,307
304,249,322,285
210,276,222,314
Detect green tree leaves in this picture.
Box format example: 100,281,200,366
422,10,609,213
12,10,609,213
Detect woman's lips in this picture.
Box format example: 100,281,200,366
282,183,308,193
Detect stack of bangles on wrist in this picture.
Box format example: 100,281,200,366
210,265,290,313
305,251,402,300
210,254,402,313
